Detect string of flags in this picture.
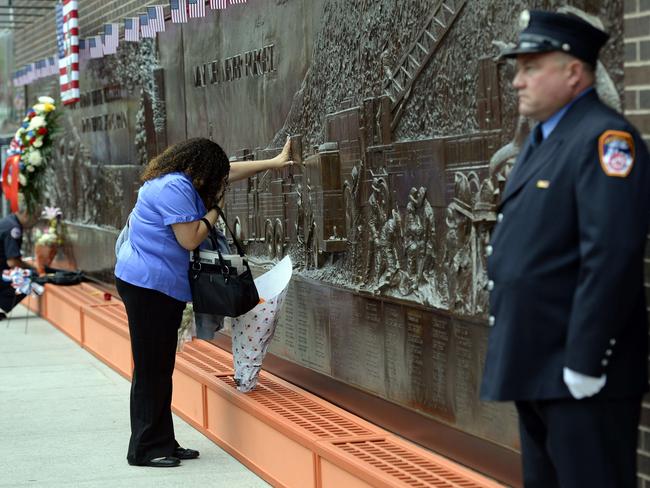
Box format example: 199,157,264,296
12,0,248,90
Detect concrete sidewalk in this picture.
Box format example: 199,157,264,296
0,305,269,488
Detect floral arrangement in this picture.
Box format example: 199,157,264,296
4,96,59,213
34,206,64,246
33,206,64,276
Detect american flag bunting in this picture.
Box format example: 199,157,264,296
78,39,89,62
170,0,188,23
89,36,103,58
102,23,119,54
140,13,154,38
147,5,165,33
210,0,227,9
124,18,140,42
188,0,206,18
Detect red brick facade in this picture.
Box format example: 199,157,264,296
625,1,650,485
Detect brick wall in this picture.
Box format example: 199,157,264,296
13,0,164,67
625,1,650,486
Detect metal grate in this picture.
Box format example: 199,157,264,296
331,439,492,488
218,375,376,439
57,284,106,306
178,342,233,376
98,304,128,324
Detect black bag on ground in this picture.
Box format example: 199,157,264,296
188,207,259,317
35,269,85,286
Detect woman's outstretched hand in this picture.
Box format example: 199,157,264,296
273,137,295,168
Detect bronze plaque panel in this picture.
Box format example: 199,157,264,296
268,275,331,374
158,23,187,146
177,1,325,152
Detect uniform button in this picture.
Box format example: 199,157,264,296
487,280,494,291
601,359,609,367
605,349,612,356
486,245,493,257
488,315,495,327
609,338,616,346
497,213,504,223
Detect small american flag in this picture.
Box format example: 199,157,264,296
210,0,227,9
140,13,154,38
26,64,34,83
188,0,206,18
170,0,188,23
147,5,165,33
48,57,57,76
102,23,119,55
124,18,140,42
35,60,44,79
78,39,89,62
89,36,103,58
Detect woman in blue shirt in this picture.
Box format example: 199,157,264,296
115,137,292,468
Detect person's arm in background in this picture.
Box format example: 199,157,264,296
172,138,294,251
228,137,293,182
7,256,34,269
3,228,33,270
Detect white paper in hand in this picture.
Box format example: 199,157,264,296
232,256,292,392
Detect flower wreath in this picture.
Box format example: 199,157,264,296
2,96,59,213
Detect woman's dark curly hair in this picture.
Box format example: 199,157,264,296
141,138,230,210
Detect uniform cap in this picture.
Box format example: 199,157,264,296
502,10,609,66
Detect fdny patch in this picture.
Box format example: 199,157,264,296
598,130,635,178
10,227,21,239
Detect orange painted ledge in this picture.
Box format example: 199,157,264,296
34,284,505,488
41,282,107,344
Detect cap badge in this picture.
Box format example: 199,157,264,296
599,130,635,178
519,10,530,30
562,43,571,52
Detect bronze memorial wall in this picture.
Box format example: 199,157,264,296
30,0,624,482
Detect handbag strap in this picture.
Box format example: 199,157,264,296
191,207,248,275
214,206,246,257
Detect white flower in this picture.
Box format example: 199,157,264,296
18,173,27,186
26,165,35,173
38,96,55,104
42,206,62,219
27,150,42,166
32,138,43,148
28,115,45,129
15,128,24,138
33,103,46,114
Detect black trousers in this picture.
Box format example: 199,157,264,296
515,397,641,488
116,278,185,465
0,281,25,314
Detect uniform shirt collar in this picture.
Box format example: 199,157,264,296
540,87,594,140
10,214,22,229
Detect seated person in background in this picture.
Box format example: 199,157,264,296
0,202,41,319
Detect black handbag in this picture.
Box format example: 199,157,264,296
188,207,259,317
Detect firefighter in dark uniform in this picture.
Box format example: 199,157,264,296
480,10,650,488
0,208,39,318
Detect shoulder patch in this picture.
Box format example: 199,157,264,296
10,227,21,239
598,130,635,178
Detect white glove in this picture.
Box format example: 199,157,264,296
563,367,606,399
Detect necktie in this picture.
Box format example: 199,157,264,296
530,124,543,149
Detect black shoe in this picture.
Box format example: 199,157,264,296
174,447,200,460
174,446,200,459
144,456,181,467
